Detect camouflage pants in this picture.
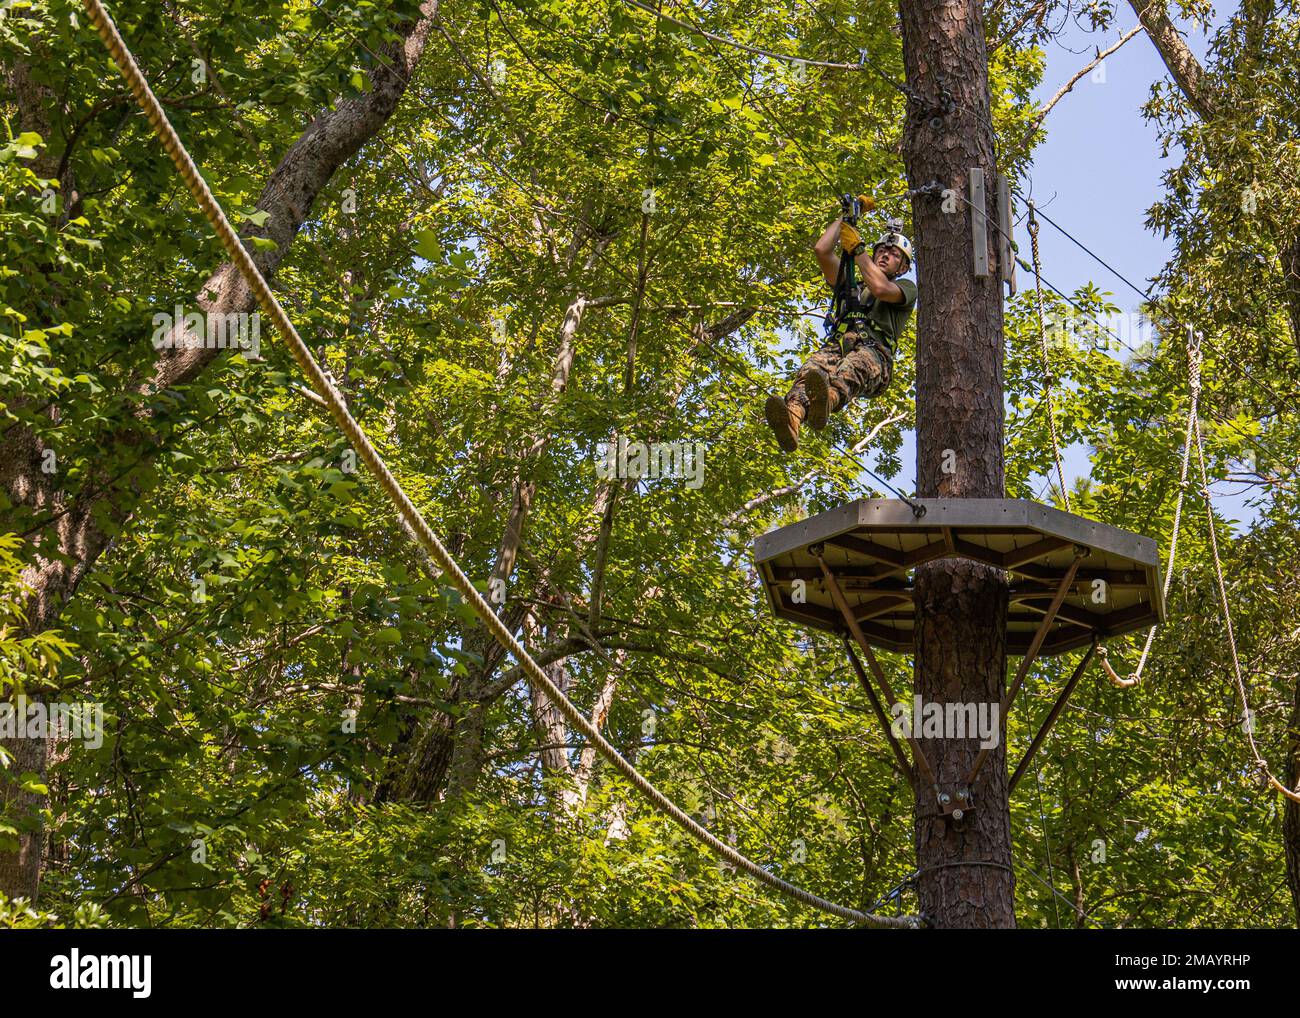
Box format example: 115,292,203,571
785,330,892,410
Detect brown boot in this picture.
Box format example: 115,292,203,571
765,394,804,452
804,368,842,431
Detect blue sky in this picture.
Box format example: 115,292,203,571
854,6,1260,529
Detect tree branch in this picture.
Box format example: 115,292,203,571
1127,0,1215,119
1035,24,1145,125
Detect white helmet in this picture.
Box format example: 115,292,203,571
873,230,913,272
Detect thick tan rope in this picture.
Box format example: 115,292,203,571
1097,330,1201,688
1191,403,1300,804
81,0,919,928
1093,320,1299,803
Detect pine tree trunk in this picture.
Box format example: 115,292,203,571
1284,674,1300,927
899,0,1015,928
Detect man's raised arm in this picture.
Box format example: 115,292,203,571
855,246,905,304
813,218,842,288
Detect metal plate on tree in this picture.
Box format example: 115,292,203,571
754,499,1164,656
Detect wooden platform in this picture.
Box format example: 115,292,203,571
754,499,1164,656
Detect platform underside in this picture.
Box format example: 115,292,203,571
754,499,1164,656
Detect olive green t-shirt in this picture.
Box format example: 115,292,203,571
857,277,917,360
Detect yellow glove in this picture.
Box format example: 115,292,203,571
839,219,866,257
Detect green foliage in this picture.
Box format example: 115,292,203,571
0,533,76,695
0,893,107,929
0,0,1293,929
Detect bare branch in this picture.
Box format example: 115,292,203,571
1035,24,1145,125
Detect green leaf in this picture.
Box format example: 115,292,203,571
414,230,442,261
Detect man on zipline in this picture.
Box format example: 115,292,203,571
765,207,917,452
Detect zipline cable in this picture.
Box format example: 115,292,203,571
80,0,920,929
621,0,870,73
1025,201,1153,303
947,184,1261,453
1013,188,1300,422
1025,200,1070,511
308,0,917,510
962,190,1300,802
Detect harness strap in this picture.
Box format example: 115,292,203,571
833,309,894,360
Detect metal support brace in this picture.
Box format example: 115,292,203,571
996,173,1016,295
970,167,990,277
1008,639,1099,794
814,548,941,796
966,548,1087,786
841,635,916,783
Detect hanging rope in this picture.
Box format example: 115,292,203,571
1089,317,1300,804
80,0,920,928
1026,201,1070,512
1191,402,1300,805
1097,330,1201,688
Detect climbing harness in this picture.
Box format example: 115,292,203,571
826,193,868,343
827,253,879,355
827,208,909,363
81,0,922,928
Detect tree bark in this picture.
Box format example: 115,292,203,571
1126,0,1216,119
1282,232,1300,362
1285,673,1300,927
0,734,46,905
900,0,1015,927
